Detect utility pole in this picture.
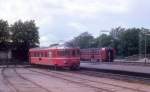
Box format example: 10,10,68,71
145,34,147,63
139,32,142,60
141,31,150,64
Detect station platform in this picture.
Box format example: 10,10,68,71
80,62,150,75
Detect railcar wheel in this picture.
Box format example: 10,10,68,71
30,64,37,68
54,65,58,70
70,65,80,70
97,59,100,62
49,65,54,70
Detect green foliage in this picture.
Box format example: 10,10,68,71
11,20,39,47
66,32,94,49
0,19,39,61
110,27,125,39
10,20,39,61
110,27,150,56
95,34,112,48
66,27,150,57
0,19,10,50
117,28,140,56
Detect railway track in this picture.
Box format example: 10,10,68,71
74,70,150,84
1,65,150,92
28,65,150,84
46,70,150,92
82,61,150,66
26,68,116,92
1,66,52,92
14,68,52,92
26,68,149,92
1,67,20,92
49,70,149,92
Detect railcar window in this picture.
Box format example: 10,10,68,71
53,51,57,57
57,50,64,56
42,52,44,57
44,52,48,57
33,52,35,57
65,50,70,56
49,52,52,57
39,52,41,57
37,52,40,57
34,52,37,57
43,52,45,57
57,50,69,56
36,52,38,57
41,52,43,57
56,49,80,57
72,50,76,56
77,50,80,56
40,52,43,57
42,52,45,57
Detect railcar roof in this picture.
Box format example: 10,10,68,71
29,46,79,51
80,47,113,51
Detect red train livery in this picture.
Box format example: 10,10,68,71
80,48,115,62
29,46,80,69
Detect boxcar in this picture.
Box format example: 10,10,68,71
29,46,80,69
80,48,115,62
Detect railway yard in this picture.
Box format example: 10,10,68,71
0,64,150,92
1,0,150,92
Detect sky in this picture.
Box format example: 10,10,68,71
0,0,150,46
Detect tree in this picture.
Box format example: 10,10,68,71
95,34,112,48
0,19,10,50
11,20,39,61
110,27,144,56
109,27,125,55
11,20,39,46
119,28,140,56
66,27,150,57
110,26,125,39
66,32,94,48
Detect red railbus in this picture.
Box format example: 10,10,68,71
80,48,115,62
29,46,80,69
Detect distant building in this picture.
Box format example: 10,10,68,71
0,50,11,59
0,42,12,64
0,49,12,64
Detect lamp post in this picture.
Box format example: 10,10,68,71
139,32,142,60
141,31,150,63
145,34,147,63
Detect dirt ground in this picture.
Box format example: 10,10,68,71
0,66,150,92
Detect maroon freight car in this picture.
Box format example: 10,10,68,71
80,48,115,62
